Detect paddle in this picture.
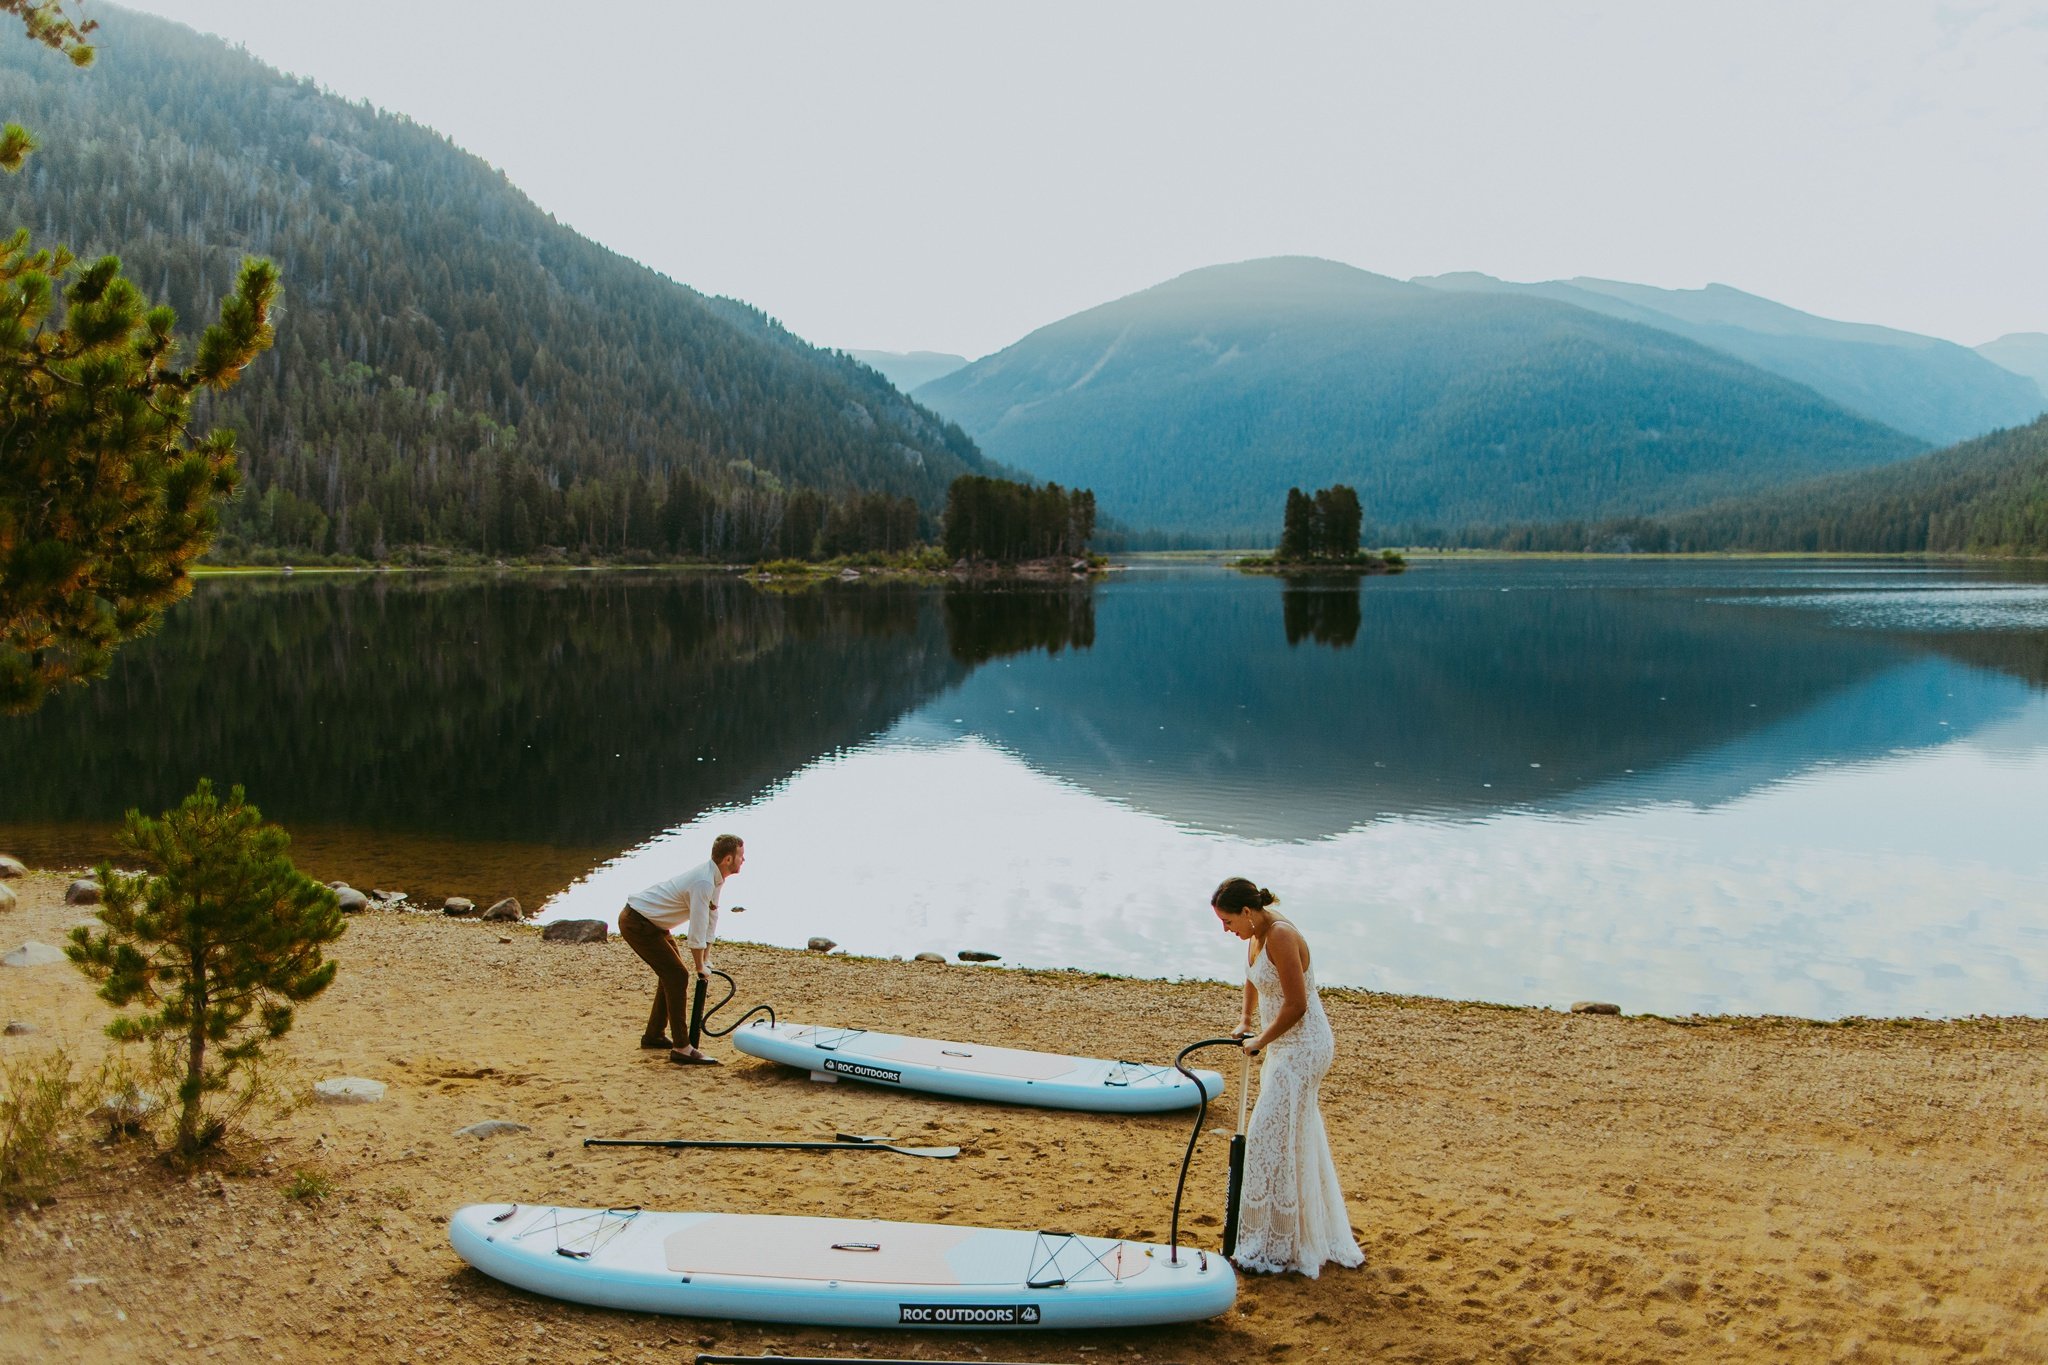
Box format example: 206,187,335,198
584,1133,960,1159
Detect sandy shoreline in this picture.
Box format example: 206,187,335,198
3,867,2045,1363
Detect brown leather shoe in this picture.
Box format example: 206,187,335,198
669,1050,721,1066
640,1035,674,1049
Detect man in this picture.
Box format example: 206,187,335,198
618,834,745,1066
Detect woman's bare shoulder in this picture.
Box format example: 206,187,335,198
1266,918,1309,961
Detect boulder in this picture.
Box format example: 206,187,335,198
956,949,1001,963
913,952,947,964
369,889,408,908
314,1077,387,1104
2,941,67,968
456,1120,532,1140
65,878,101,906
0,883,15,914
482,897,524,922
806,936,837,952
0,854,25,878
333,886,370,914
442,897,477,917
1570,1000,1621,1016
542,919,607,944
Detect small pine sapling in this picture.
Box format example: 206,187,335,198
68,780,344,1160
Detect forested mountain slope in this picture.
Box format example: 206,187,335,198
0,8,986,560
1479,416,2048,555
1663,414,2048,554
914,257,1925,539
1416,274,2045,446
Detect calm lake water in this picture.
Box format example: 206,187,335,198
5,558,2045,1019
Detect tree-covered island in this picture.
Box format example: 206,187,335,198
1235,484,1406,573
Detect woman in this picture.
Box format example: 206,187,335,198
1212,877,1364,1277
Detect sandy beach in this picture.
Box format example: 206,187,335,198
3,867,2044,1363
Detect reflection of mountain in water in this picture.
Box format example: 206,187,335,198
0,574,970,846
915,566,2044,840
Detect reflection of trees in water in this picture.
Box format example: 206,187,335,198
1281,576,1362,648
0,574,965,845
942,586,1097,664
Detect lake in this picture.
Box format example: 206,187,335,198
5,558,2045,1019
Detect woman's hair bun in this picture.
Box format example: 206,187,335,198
1257,887,1278,908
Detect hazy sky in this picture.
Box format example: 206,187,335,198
107,0,2048,359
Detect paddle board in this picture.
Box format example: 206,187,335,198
449,1204,1236,1328
730,1021,1224,1112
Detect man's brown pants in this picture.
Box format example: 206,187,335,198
618,906,695,1045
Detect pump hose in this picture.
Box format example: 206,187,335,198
1168,1035,1252,1265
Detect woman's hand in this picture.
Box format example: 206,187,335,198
1240,1036,1264,1056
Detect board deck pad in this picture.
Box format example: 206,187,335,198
449,1204,1232,1329
731,1022,1223,1113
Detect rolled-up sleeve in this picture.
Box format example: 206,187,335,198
683,884,713,949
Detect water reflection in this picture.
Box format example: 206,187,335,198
0,574,967,897
926,562,2048,840
6,559,2045,1017
1281,575,1362,648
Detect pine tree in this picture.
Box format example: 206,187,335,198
1,2,277,711
67,780,344,1160
1278,487,1316,559
1316,484,1362,557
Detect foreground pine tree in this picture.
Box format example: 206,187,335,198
67,780,344,1161
1,0,278,712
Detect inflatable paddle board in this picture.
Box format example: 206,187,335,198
731,1021,1224,1113
450,1203,1236,1328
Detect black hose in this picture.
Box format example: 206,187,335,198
696,968,776,1037
1168,1035,1248,1265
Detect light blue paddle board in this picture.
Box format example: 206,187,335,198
731,1021,1224,1113
450,1203,1236,1329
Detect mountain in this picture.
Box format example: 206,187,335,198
1491,415,2048,555
0,8,987,560
1661,414,2048,554
913,257,1925,539
1978,333,2048,399
849,350,971,392
1414,274,2046,446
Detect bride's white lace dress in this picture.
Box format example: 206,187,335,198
1235,946,1365,1277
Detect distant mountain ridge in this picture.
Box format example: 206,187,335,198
914,257,1927,539
0,8,986,559
1977,333,2048,399
849,350,971,392
1414,273,2046,446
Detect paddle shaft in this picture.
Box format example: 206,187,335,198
584,1137,959,1158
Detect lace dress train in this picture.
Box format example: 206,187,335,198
1234,948,1365,1277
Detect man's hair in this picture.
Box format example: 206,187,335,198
711,833,744,864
